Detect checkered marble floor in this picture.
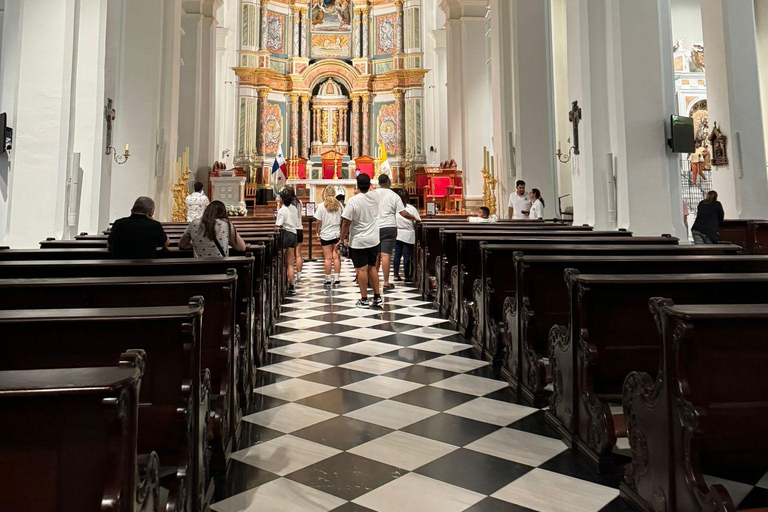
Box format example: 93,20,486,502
211,261,768,512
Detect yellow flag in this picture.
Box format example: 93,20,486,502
379,141,388,164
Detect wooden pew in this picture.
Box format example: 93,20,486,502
509,254,768,405
718,219,768,254
0,273,240,470
621,300,768,512
549,273,768,473
0,301,210,512
0,257,258,408
0,351,160,512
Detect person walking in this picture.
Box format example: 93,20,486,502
507,180,531,220
338,174,383,308
314,185,343,286
691,190,724,244
528,189,545,220
394,189,420,282
276,188,302,296
375,174,417,290
179,200,248,257
185,182,210,222
293,193,305,283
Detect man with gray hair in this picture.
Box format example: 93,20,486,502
107,196,169,258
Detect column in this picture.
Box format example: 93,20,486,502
394,89,406,158
260,0,269,51
361,94,371,156
701,0,768,219
178,12,203,177
290,93,300,155
301,94,311,158
291,6,300,56
354,10,362,59
350,94,360,158
258,89,269,156
197,13,218,181
362,8,370,58
313,107,320,143
300,8,308,57
395,1,404,53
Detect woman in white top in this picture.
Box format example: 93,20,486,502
394,189,421,282
179,200,248,258
293,195,304,283
314,186,343,286
528,188,545,220
276,188,302,296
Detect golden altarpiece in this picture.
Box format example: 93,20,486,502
233,0,428,205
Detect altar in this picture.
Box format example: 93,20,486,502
287,179,357,206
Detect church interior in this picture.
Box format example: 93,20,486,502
3,0,768,511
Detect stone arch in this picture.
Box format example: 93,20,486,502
302,60,362,92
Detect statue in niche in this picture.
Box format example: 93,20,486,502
708,122,728,166
692,43,705,71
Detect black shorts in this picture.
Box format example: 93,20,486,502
283,231,297,249
296,230,304,244
321,238,340,246
349,245,381,269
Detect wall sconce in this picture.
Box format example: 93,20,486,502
107,144,131,164
556,139,575,164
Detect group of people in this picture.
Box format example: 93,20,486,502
275,173,420,307
507,180,546,220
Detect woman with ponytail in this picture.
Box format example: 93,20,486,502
314,185,343,286
528,188,545,220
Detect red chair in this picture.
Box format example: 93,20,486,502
423,176,451,213
450,175,464,213
415,174,430,209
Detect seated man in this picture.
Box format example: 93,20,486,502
107,196,169,258
468,206,498,223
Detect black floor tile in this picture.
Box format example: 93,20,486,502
507,410,561,439
378,347,443,364
295,388,383,415
599,497,639,511
291,415,392,451
416,448,532,495
392,385,475,412
305,335,363,349
307,323,360,335
382,364,458,385
736,486,768,509
402,413,500,447
236,421,285,450
285,452,402,500
375,333,434,347
253,371,293,387
213,458,280,500
330,503,379,512
538,451,624,489
301,349,369,366
298,366,373,387
464,497,538,512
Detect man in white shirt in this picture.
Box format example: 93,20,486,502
468,206,498,223
507,180,531,220
376,174,417,290
338,174,383,308
186,182,210,222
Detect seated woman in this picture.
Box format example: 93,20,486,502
178,200,248,257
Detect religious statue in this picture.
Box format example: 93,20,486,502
692,43,705,71
708,122,728,166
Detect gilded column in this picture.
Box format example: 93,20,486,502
361,93,371,156
350,94,360,158
290,93,300,155
361,8,370,58
258,89,270,156
260,0,270,51
394,89,406,158
353,9,362,59
292,6,301,56
313,107,320,143
301,94,311,158
394,1,404,53
300,8,308,57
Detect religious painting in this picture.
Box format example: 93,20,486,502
376,15,397,55
266,12,285,54
311,0,352,33
311,34,352,58
376,102,398,155
262,102,284,156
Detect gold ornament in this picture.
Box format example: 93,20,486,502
172,148,191,222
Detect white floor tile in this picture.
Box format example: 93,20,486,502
335,308,387,318
342,375,424,398
465,428,567,467
337,340,401,356
348,431,457,471
391,307,439,316
430,374,508,396
339,356,412,375
336,317,391,328
353,472,484,512
345,400,438,429
389,299,434,307
492,469,619,512
270,331,329,343
402,327,461,340
336,328,395,341
418,355,489,373
703,475,754,506
394,316,450,327
259,359,333,378
267,344,332,358
210,478,346,512
409,340,474,354
274,318,329,330
242,403,337,433
255,378,335,402
282,301,328,310
445,397,538,427
230,435,341,476
280,310,328,319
